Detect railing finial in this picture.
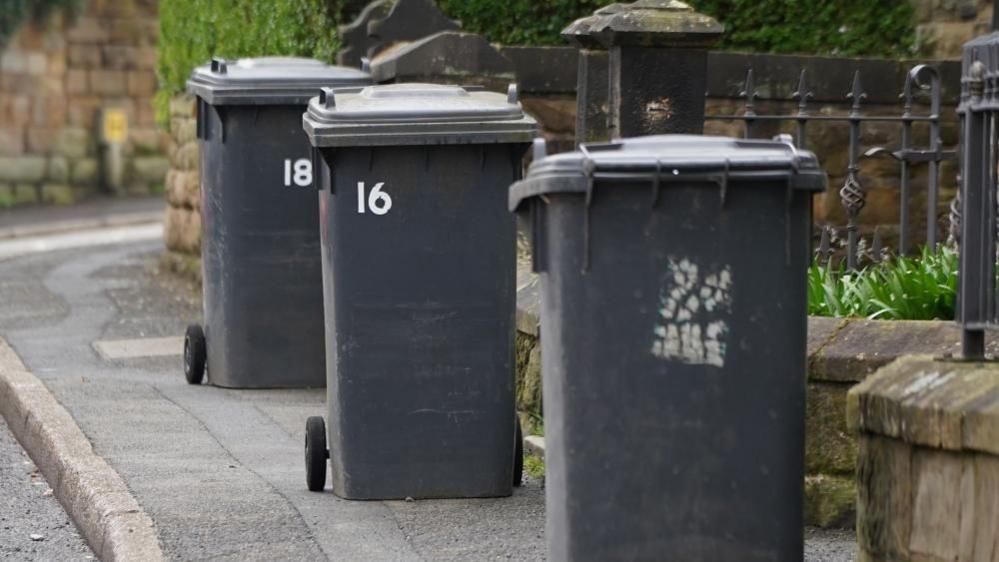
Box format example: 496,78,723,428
792,68,813,114
847,70,868,113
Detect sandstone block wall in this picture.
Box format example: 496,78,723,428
849,356,999,561
161,94,201,281
0,0,168,208
915,0,994,58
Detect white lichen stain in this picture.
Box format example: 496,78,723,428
651,257,733,368
901,370,955,396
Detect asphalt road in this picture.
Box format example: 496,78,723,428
0,231,857,560
0,415,94,561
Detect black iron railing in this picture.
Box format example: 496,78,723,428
706,66,957,269
956,31,999,359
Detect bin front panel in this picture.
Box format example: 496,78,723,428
321,144,519,500
200,104,326,388
539,181,809,562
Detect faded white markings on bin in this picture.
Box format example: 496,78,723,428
651,257,732,367
93,336,183,360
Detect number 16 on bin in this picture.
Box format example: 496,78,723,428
357,182,392,215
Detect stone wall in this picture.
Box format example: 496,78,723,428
848,356,999,561
161,94,200,281
0,0,168,208
915,0,994,58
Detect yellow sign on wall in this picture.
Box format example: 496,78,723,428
102,109,128,144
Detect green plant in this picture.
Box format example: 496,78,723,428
436,0,915,57
808,246,958,321
524,454,545,480
0,0,83,48
527,412,544,437
694,0,915,57
156,0,342,126
437,0,613,46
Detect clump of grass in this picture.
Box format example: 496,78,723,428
808,246,957,321
524,454,546,481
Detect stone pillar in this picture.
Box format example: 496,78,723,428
561,4,624,146
593,0,723,138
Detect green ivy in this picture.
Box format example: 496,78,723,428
694,0,916,58
436,0,614,46
437,0,915,57
0,0,83,48
156,0,342,124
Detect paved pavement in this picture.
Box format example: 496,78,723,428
0,238,546,560
0,196,164,240
0,214,857,560
0,415,94,561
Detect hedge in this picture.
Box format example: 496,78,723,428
438,0,916,57
156,0,341,122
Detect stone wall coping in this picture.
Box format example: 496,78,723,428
847,356,999,455
370,31,515,85
481,45,961,104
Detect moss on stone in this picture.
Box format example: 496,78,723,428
806,382,858,475
515,331,543,435
805,474,856,528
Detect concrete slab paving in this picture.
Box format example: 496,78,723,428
0,223,162,262
92,336,182,360
0,195,164,240
0,235,858,560
0,240,544,560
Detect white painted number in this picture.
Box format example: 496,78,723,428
357,182,392,216
283,158,313,187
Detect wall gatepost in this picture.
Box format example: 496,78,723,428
562,4,625,146
593,0,723,137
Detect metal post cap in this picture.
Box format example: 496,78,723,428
589,0,724,49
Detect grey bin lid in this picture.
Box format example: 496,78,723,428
187,57,371,106
302,83,538,147
509,135,827,212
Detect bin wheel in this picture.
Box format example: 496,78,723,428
513,417,524,487
305,416,328,492
183,324,206,385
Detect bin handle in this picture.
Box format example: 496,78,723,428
214,106,227,143
310,147,323,192
785,178,794,266
650,159,662,207
579,144,597,273
719,159,730,208
530,198,546,273
196,99,204,140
